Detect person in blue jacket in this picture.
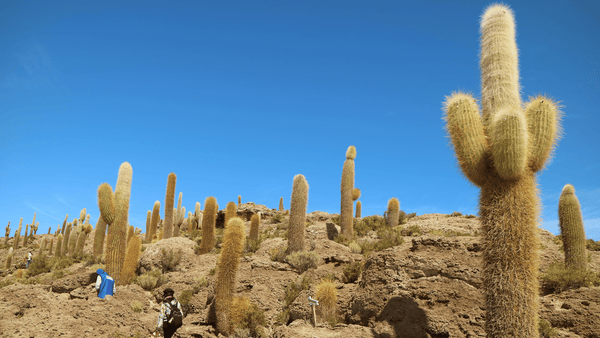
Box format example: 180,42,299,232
95,268,115,299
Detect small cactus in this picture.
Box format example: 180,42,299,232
352,188,361,201
55,234,63,257
215,217,246,335
145,210,151,242
225,202,237,228
48,239,54,256
16,269,23,279
38,238,46,255
386,198,400,227
5,248,13,270
289,174,309,253
558,184,587,270
13,218,23,250
249,213,260,242
199,197,217,254
79,208,87,223
98,183,115,225
149,201,160,241
316,278,338,325
238,195,242,206
4,221,9,245
164,173,176,239
355,201,362,219
279,197,284,212
340,146,356,238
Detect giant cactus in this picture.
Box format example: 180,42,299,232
199,196,217,254
13,218,22,250
4,221,10,245
93,215,107,257
163,173,176,239
224,202,237,228
558,184,587,270
149,201,161,241
444,5,561,337
340,146,356,238
288,174,309,253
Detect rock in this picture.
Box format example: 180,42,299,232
138,237,197,274
540,287,600,338
326,223,339,241
308,211,331,222
289,290,312,323
51,270,96,293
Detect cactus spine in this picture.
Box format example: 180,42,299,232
4,222,9,245
103,162,133,285
279,197,284,212
199,197,217,254
93,215,107,257
558,184,587,270
5,248,13,270
13,218,22,250
149,201,160,242
215,217,246,335
121,235,141,285
356,201,362,219
289,174,309,253
163,173,176,239
386,198,400,227
443,5,561,337
249,213,260,242
225,202,237,228
340,146,356,239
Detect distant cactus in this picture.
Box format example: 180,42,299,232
215,217,246,335
61,214,68,235
355,201,362,219
315,278,337,325
24,224,29,246
13,218,22,250
93,215,107,257
194,202,201,230
279,197,284,212
38,238,46,255
149,201,160,242
68,225,79,256
104,162,133,285
62,223,72,255
386,198,400,227
225,202,237,228
238,195,242,206
4,221,9,245
79,208,87,223
47,227,51,235
85,214,91,225
443,5,562,336
75,224,92,255
16,269,23,279
199,197,217,254
145,210,151,241
5,248,13,270
187,211,193,231
289,174,309,253
340,146,356,238
33,222,39,235
249,214,260,242
121,235,141,285
55,234,63,257
48,239,54,256
164,173,176,239
558,184,587,270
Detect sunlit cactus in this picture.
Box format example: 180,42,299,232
352,188,361,201
13,218,22,250
238,195,241,206
386,198,400,227
215,217,246,335
356,201,362,219
121,235,141,285
340,146,356,238
16,269,23,279
443,5,562,336
93,215,107,257
225,202,237,228
127,225,134,244
39,238,46,255
289,174,309,253
24,224,29,246
279,197,284,212
61,214,68,235
48,238,54,256
55,234,63,257
558,184,587,270
79,208,87,223
249,213,260,242
199,196,217,254
4,221,10,245
149,201,160,242
68,225,79,256
5,247,13,269
98,183,115,225
194,202,201,230
62,222,72,255
145,210,151,241
164,173,176,239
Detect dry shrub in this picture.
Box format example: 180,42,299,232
315,279,337,327
538,318,558,338
28,254,51,277
134,268,168,291
342,261,364,283
541,262,600,294
160,248,182,272
285,251,319,273
229,297,267,337
130,300,143,313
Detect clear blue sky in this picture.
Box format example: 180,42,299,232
1,1,598,240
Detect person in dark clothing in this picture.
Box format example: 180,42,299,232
156,288,183,338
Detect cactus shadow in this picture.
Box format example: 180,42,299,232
371,296,445,338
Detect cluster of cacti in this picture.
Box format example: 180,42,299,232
224,202,237,228
443,4,561,336
98,162,133,285
558,184,587,270
288,174,309,253
215,217,246,335
340,146,357,238
13,218,22,250
4,222,9,245
5,247,13,270
199,197,217,254
93,215,107,257
386,198,400,227
121,234,142,285
163,173,176,239
249,213,260,242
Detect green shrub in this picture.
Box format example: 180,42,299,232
465,214,477,218
331,215,340,226
348,241,361,254
538,318,558,338
28,254,51,277
353,215,386,237
50,256,74,270
245,239,261,253
134,268,168,291
130,300,143,313
541,262,600,294
285,251,319,273
209,266,217,276
449,211,463,217
160,248,182,272
269,247,287,263
178,289,194,306
322,273,336,282
342,261,364,283
284,276,312,308
271,213,284,224
406,225,421,236
193,276,209,293
52,269,67,280
0,278,15,289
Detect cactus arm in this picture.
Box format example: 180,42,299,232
524,96,561,172
98,183,115,225
444,93,490,187
489,106,529,180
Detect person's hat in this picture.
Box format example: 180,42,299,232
163,288,175,297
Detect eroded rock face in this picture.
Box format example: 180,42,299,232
51,270,96,293
540,287,600,338
138,236,197,274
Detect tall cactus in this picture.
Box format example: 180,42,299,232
164,173,176,239
194,202,201,230
121,235,141,285
24,224,29,246
93,215,107,257
386,198,400,227
145,210,151,242
79,208,86,223
62,222,72,255
558,184,587,270
355,201,362,219
5,247,14,269
199,196,217,254
249,213,260,242
289,174,309,253
55,234,63,257
443,5,561,337
4,221,9,245
61,214,68,235
238,195,242,206
215,217,246,335
225,202,237,228
279,197,284,212
340,146,356,239
13,218,22,250
48,238,54,256
101,162,133,285
149,201,161,241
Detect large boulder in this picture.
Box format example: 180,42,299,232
138,237,196,274
51,270,96,293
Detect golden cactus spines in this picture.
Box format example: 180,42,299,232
5,248,13,270
215,217,246,335
48,238,54,256
55,234,63,257
61,214,68,235
443,5,562,337
289,174,309,253
386,198,400,227
79,208,86,223
316,278,338,325
279,197,284,212
120,235,141,285
13,218,23,250
106,161,133,285
558,184,587,270
98,183,116,225
340,146,356,238
352,188,361,201
199,196,217,254
225,202,237,228
249,213,260,242
163,173,176,239
145,210,151,241
149,201,160,242
355,201,362,219
93,215,107,257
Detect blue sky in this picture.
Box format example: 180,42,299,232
1,0,598,240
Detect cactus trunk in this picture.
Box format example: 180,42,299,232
340,146,356,239
163,173,176,239
558,184,587,270
289,174,309,253
93,216,107,257
199,197,217,254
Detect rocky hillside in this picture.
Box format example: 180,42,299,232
1,208,599,338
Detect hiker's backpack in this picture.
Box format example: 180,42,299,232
165,300,183,326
